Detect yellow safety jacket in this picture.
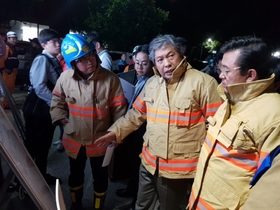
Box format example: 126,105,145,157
109,58,222,179
50,66,127,159
189,75,280,210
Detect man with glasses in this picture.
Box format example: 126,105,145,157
23,28,62,185
189,36,280,210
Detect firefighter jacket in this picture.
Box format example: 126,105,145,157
189,75,280,210
242,146,280,210
108,58,222,179
50,66,127,159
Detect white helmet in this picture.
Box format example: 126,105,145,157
6,31,17,38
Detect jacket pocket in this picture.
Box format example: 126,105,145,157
174,98,191,127
173,140,201,158
218,116,256,152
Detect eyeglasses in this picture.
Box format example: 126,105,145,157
216,65,241,76
47,39,61,45
75,52,95,63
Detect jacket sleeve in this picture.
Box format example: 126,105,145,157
242,154,280,210
50,75,68,124
200,76,222,118
108,85,147,143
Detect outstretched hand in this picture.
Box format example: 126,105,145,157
95,132,116,146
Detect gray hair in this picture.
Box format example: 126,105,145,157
149,34,183,63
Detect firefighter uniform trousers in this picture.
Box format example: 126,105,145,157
69,146,108,210
136,163,192,210
2,68,17,108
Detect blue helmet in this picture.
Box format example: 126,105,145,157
61,34,95,68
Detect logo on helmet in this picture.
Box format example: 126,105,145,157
65,45,77,55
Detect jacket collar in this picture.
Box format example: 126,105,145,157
217,74,275,104
152,56,191,84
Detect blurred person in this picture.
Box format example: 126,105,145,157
50,34,126,210
28,37,43,60
95,34,222,210
23,29,62,185
118,52,127,73
124,45,141,72
188,36,280,210
88,31,113,71
114,44,154,210
2,31,19,108
201,50,222,83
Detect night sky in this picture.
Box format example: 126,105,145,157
157,0,280,50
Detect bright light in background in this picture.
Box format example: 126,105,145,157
273,51,280,58
207,38,212,42
10,20,49,41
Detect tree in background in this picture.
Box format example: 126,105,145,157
70,0,169,51
0,0,168,51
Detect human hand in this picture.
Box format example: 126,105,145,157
59,118,69,125
95,132,116,147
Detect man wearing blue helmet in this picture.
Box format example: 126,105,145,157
50,33,127,210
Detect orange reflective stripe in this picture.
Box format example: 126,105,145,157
141,146,157,167
86,144,108,155
213,141,258,172
134,97,146,113
109,94,126,107
196,197,216,210
146,108,205,126
158,157,198,172
202,101,222,116
63,137,107,155
63,137,81,154
52,87,66,99
68,103,109,118
142,146,198,172
189,188,215,210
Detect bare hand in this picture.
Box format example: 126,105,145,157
59,118,69,125
95,132,116,146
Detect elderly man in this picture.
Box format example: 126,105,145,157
95,34,222,210
189,36,280,210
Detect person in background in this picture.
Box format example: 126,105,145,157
188,36,280,210
95,34,222,210
2,31,19,109
201,50,222,83
28,37,43,61
114,44,154,210
87,31,113,71
23,28,62,185
50,34,126,210
118,53,127,73
124,45,141,72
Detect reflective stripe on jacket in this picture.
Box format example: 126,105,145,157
109,58,222,179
